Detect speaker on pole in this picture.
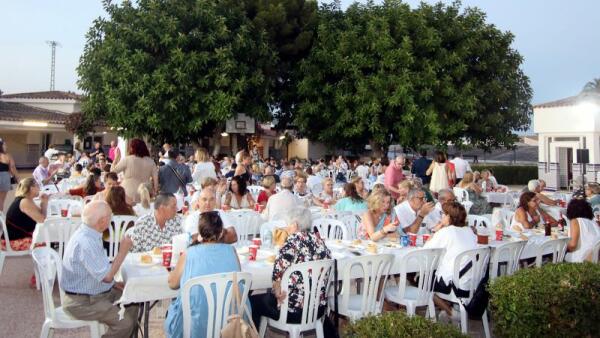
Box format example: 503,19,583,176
577,149,589,164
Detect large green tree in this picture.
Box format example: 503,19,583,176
77,0,275,144
295,0,532,153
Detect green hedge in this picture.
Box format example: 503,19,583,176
344,311,467,338
471,164,537,185
489,262,600,338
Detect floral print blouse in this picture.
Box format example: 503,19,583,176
272,231,331,313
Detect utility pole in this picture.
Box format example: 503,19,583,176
46,40,61,90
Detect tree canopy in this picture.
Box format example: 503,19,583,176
294,0,532,153
77,0,275,143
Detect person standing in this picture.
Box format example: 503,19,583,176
450,153,470,184
107,140,120,163
111,138,159,202
159,150,193,196
384,155,406,200
0,139,19,212
426,151,450,194
61,201,137,338
411,150,432,185
90,141,105,162
43,144,59,161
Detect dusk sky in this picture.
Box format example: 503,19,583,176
1,0,599,108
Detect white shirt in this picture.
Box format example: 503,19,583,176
394,201,429,234
263,189,301,221
44,148,59,160
183,209,233,234
355,165,369,180
423,225,478,288
424,202,443,228
192,162,217,184
450,157,471,179
565,218,600,262
306,175,323,191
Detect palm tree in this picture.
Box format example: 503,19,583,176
583,78,600,92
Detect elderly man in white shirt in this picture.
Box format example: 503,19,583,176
394,188,435,234
183,187,237,243
450,153,471,183
423,189,457,231
263,176,301,220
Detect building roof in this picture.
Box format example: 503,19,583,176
0,101,68,124
533,91,600,109
0,90,82,101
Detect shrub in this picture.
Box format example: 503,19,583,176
343,311,467,338
471,164,537,185
489,262,600,338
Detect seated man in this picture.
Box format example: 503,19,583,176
525,179,558,206
263,176,301,221
183,187,237,243
121,193,184,253
61,201,136,337
423,189,456,230
393,188,435,234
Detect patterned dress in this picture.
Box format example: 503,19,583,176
272,231,331,313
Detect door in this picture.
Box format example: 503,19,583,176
567,148,573,184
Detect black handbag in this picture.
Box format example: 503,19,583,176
10,176,17,185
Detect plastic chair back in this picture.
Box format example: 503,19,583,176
38,218,80,257
489,241,526,280
181,272,252,338
397,248,445,305
535,237,569,267
32,247,62,321
108,216,137,260
453,187,470,202
312,218,349,240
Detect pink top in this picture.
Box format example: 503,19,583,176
108,146,117,161
384,164,405,199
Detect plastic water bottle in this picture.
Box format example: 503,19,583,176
263,230,273,248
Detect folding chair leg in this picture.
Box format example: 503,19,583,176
428,299,436,322
258,317,268,338
482,310,491,338
459,304,468,334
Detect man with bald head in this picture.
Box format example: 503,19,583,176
61,201,136,338
32,156,58,186
183,187,238,243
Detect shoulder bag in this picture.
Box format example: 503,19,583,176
221,272,259,338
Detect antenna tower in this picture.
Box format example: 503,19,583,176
46,40,61,90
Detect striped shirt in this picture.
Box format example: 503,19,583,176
61,224,113,295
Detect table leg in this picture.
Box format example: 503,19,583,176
133,303,144,338
144,301,150,338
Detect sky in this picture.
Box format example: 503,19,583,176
0,0,599,107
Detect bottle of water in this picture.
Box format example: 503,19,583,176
263,229,273,248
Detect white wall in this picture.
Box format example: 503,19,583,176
534,103,600,134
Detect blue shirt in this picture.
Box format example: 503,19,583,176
334,197,368,213
411,156,432,184
61,224,113,295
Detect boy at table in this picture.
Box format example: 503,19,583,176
61,200,137,338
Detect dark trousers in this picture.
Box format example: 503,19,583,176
250,292,326,328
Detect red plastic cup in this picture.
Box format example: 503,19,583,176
422,234,431,243
323,201,330,209
182,204,189,215
60,208,68,217
495,229,503,241
254,204,260,212
252,238,262,248
258,204,265,213
408,233,417,247
249,245,259,261
162,249,173,267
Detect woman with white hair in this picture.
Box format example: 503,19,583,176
250,207,331,328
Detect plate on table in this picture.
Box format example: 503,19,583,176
236,246,250,255
135,255,161,267
325,240,345,250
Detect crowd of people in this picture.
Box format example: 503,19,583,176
2,137,600,337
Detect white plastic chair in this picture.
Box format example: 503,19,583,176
228,210,261,245
0,212,31,258
535,237,569,267
0,251,4,275
591,239,600,263
453,187,470,202
259,259,334,338
181,271,252,338
108,216,137,260
247,185,264,200
312,218,349,240
331,254,394,320
339,213,362,240
489,241,527,280
32,247,104,338
37,218,80,257
435,247,491,338
461,200,473,214
385,248,444,320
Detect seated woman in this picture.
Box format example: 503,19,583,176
103,185,136,245
293,174,313,207
222,175,255,210
4,178,47,251
335,183,368,213
165,211,243,338
424,202,478,317
69,173,103,198
457,172,492,215
92,172,120,201
565,196,600,262
133,183,154,217
357,191,399,241
396,180,414,204
250,207,331,328
313,177,338,207
257,175,276,207
70,163,83,178
479,169,496,192
511,191,557,232
351,176,369,199
585,182,600,209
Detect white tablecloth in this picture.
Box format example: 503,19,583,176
483,192,514,205
116,235,562,312
541,205,567,221
30,217,81,249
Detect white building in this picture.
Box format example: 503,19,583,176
534,91,600,190
0,91,117,168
